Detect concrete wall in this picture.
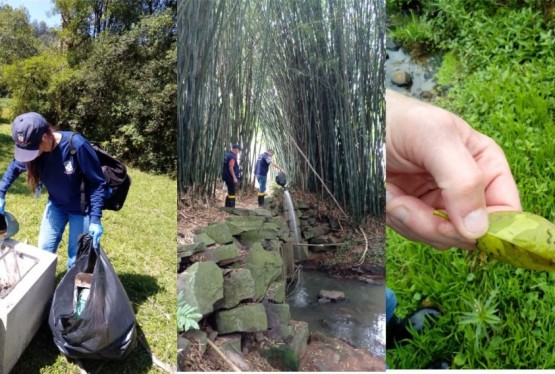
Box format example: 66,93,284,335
0,240,57,374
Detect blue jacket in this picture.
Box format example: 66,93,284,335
255,152,272,176
0,132,107,224
222,151,239,181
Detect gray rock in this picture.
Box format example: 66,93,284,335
265,303,291,325
244,243,284,301
303,225,330,240
295,200,308,210
193,232,216,246
254,208,274,217
386,37,400,51
177,336,190,371
178,261,224,317
420,90,433,100
185,330,208,355
328,216,340,230
226,216,266,235
391,70,413,86
319,289,346,301
205,243,241,265
216,304,268,333
216,268,256,309
286,320,310,359
203,222,234,244
266,280,286,303
215,333,242,353
264,239,282,252
268,216,286,226
178,336,190,350
177,242,205,258
262,345,300,371
240,228,279,244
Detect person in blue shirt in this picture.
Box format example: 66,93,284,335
222,144,242,208
254,149,284,206
0,112,106,269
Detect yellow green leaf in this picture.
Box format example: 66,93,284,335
434,210,555,271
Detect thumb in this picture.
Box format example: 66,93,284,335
423,132,489,240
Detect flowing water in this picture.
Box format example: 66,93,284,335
386,46,441,98
288,270,386,358
283,190,300,244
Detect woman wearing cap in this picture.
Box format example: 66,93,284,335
0,112,106,268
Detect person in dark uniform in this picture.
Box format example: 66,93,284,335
222,144,242,207
0,112,107,269
254,149,284,206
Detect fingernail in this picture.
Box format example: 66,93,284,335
386,190,394,204
463,208,488,237
389,205,409,223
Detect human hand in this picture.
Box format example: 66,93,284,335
89,223,104,249
233,178,238,184
385,90,521,250
0,197,4,215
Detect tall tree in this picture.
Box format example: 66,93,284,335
178,0,386,221
0,5,39,65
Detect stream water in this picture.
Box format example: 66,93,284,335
287,270,385,358
385,45,441,98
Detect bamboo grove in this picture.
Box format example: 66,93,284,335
178,0,385,223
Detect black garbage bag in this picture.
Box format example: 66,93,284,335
49,234,137,360
276,171,287,187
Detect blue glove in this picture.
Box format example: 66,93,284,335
89,223,104,249
0,197,5,215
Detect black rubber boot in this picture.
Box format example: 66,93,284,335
386,307,441,349
224,196,230,207
258,193,265,206
424,359,450,369
229,196,236,208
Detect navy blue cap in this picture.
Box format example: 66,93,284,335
11,112,49,162
232,144,242,150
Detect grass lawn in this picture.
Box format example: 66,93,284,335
386,32,555,369
0,121,177,373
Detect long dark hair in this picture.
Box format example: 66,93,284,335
27,126,56,192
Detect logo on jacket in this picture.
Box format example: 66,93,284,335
64,160,75,174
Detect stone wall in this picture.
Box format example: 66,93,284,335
177,207,309,371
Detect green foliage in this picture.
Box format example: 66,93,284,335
388,0,555,369
177,293,202,332
0,5,39,66
62,10,178,174
1,9,177,175
389,13,438,51
179,0,385,222
1,51,70,121
261,345,300,371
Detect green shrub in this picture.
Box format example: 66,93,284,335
1,51,69,121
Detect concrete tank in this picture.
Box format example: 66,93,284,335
0,239,57,373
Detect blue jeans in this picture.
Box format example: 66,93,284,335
38,200,90,269
256,175,267,193
386,288,397,369
386,288,397,323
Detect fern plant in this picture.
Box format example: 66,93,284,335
177,291,202,332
